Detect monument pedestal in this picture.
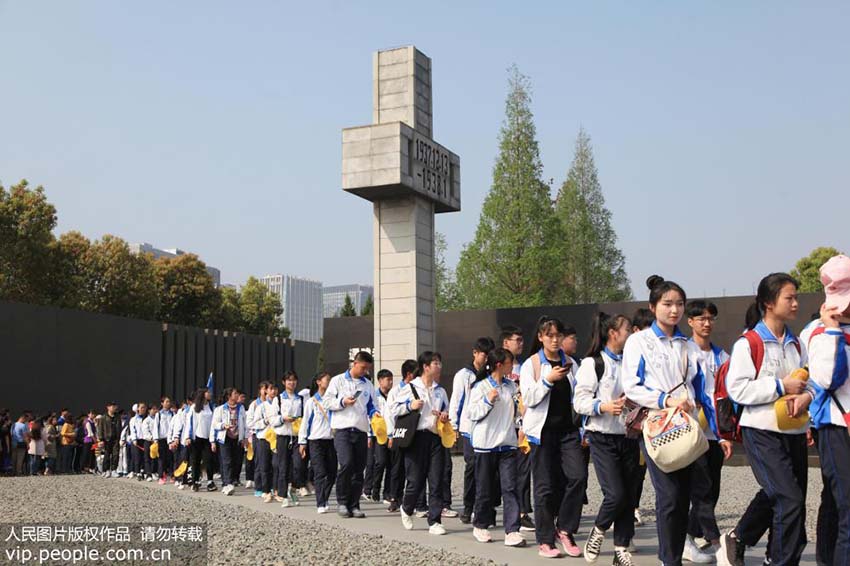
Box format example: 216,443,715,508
342,46,460,374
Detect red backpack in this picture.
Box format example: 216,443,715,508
713,330,800,442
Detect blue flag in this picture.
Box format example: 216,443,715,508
206,372,214,396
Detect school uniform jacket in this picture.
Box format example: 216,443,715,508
384,381,408,434
623,323,720,438
155,409,174,441
448,366,477,437
141,415,156,442
181,405,213,443
803,320,850,429
247,398,276,440
468,376,519,452
128,415,145,443
323,370,380,434
726,320,808,434
210,403,246,444
392,377,450,433
519,348,578,445
574,349,627,435
169,406,189,443
298,393,332,444
691,341,730,442
272,392,303,436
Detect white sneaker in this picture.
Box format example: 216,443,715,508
177,484,185,490
317,506,329,514
262,493,274,504
442,508,459,518
101,471,109,478
127,472,135,479
683,536,716,564
634,509,643,526
429,523,446,536
299,487,309,497
473,528,492,543
213,473,221,480
245,480,254,489
146,476,154,482
281,498,291,508
505,532,527,547
222,485,234,496
401,509,414,530
415,510,428,518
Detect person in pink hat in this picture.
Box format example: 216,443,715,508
801,253,850,566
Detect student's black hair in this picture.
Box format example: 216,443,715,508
498,325,523,345
646,275,687,307
585,311,630,358
400,359,417,379
473,337,496,354
745,272,799,330
353,351,374,364
376,369,393,379
219,387,235,406
193,388,208,413
529,316,568,355
282,370,298,383
563,325,577,337
416,351,442,377
475,348,515,383
30,423,42,441
310,372,331,396
686,300,718,319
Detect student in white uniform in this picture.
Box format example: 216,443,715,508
273,372,302,507
720,273,812,566
805,254,850,566
685,300,733,560
386,359,418,512
449,337,496,523
247,381,273,500
574,311,636,565
521,316,585,559
155,397,174,484
370,369,394,505
393,351,451,536
468,347,526,548
141,404,158,482
298,372,335,514
323,351,379,519
128,403,147,480
183,388,216,493
622,276,720,566
210,387,246,496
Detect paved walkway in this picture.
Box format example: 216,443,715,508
137,479,817,565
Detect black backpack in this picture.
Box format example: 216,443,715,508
390,385,421,450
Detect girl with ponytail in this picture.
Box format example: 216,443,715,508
622,276,721,565
720,273,811,566
574,311,635,564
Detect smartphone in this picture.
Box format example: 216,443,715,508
352,390,362,400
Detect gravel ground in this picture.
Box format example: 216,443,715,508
0,473,492,566
1,455,825,565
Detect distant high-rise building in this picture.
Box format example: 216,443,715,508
323,284,374,318
130,242,221,288
261,274,323,343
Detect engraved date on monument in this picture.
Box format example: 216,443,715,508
414,138,450,199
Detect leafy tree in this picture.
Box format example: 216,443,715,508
360,294,374,316
153,253,220,327
213,286,243,331
455,66,562,308
316,337,325,372
791,246,843,293
339,294,357,317
239,276,284,336
554,128,632,304
49,230,91,308
78,235,160,319
435,231,463,311
0,180,58,304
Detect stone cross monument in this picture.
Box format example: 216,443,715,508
342,46,461,375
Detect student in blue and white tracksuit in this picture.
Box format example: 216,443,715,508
448,337,496,523
169,400,191,487
393,352,451,535
155,398,174,482
723,273,812,566
141,405,157,480
298,372,335,513
273,372,302,507
210,387,246,495
574,311,636,565
183,388,215,493
803,255,850,566
323,351,378,518
468,347,526,548
685,300,734,558
521,316,586,558
386,359,417,511
128,403,147,479
247,381,273,499
622,276,720,566
370,369,394,505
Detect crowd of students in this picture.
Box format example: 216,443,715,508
3,254,849,566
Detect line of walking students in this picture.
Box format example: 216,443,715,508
92,255,850,566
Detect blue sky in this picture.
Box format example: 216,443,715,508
1,2,847,299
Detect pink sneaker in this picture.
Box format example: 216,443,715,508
157,478,166,485
538,544,563,558
556,530,582,557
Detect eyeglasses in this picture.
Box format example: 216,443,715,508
692,316,717,325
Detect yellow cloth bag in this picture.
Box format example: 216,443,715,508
437,419,456,449
371,415,388,446
292,418,302,436
173,460,188,478
263,427,277,453
149,441,159,459
246,441,254,461
775,368,810,430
